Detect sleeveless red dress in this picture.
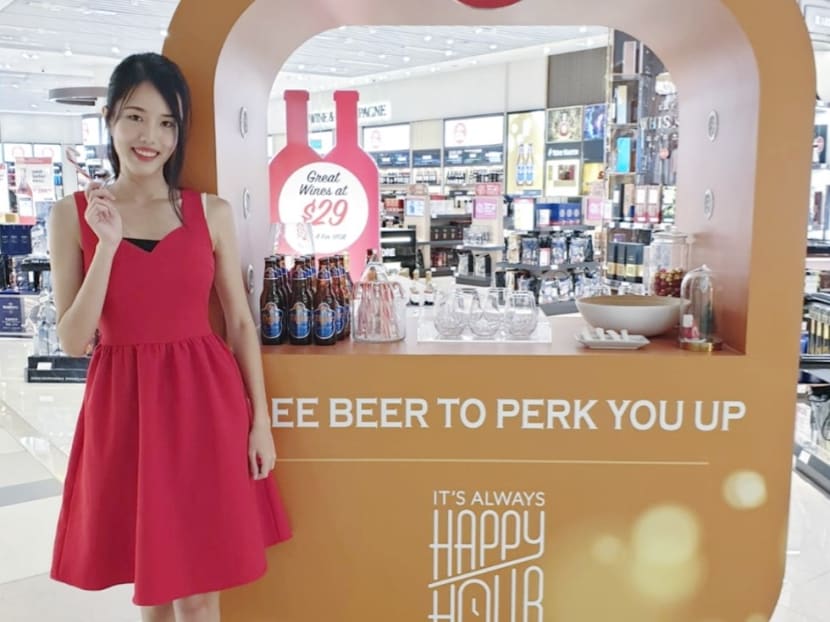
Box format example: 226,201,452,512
51,190,292,606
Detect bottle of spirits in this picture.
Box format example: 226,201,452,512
324,90,380,283
423,270,435,306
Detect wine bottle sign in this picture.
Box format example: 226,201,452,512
270,89,379,280
277,163,369,255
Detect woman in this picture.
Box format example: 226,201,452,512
49,52,291,621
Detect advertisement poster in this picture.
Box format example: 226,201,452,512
546,158,581,196
362,123,410,153
0,164,8,213
583,103,607,141
33,144,63,164
506,110,545,196
15,157,55,210
2,143,32,162
582,162,605,195
443,115,503,148
473,196,500,220
547,106,584,143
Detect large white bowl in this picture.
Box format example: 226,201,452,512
576,295,683,337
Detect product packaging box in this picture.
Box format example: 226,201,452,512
635,186,648,223
647,185,662,223
537,202,582,226
0,224,32,256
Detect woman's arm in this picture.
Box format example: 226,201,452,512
207,195,276,479
49,190,121,356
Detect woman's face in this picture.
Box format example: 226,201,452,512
108,81,178,179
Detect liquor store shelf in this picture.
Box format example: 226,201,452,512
455,275,492,287
496,261,600,274
431,267,454,277
794,441,830,496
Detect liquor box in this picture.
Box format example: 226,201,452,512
0,224,32,256
536,202,582,226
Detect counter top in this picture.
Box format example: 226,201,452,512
262,313,740,357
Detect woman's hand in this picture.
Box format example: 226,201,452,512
84,184,122,250
248,418,277,480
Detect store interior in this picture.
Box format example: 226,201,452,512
0,0,828,619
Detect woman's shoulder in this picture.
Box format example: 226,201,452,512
51,193,83,221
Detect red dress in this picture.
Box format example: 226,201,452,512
51,190,292,606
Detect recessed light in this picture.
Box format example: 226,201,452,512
446,39,454,45
330,67,337,73
474,27,484,35
587,38,594,45
22,52,38,60
379,54,387,59
424,35,432,42
160,29,168,37
11,83,19,89
471,60,478,65
543,46,551,55
338,25,347,31
298,64,305,70
368,28,377,35
444,50,453,57
430,66,438,72
111,46,120,54
402,56,411,62
404,71,411,77
489,44,498,50
64,48,72,56
30,103,38,109
579,26,588,33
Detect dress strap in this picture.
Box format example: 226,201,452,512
73,191,99,270
182,189,213,251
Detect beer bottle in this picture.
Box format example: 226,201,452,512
337,254,352,339
313,273,337,346
331,255,346,340
276,254,292,305
260,257,285,345
289,272,313,345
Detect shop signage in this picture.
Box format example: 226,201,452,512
15,157,55,205
803,1,830,40
2,143,32,163
309,101,392,130
506,110,545,196
271,90,379,276
473,196,499,219
444,115,504,148
546,142,582,160
362,123,409,152
444,146,504,166
370,150,411,168
412,149,442,168
0,296,24,334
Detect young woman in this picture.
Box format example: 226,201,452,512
49,52,291,622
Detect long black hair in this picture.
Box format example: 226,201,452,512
104,52,191,219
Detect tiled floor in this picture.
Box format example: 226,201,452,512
0,337,827,622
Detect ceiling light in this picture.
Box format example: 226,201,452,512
368,28,377,35
543,46,551,54
160,29,168,37
579,26,588,33
330,67,337,73
471,60,478,65
379,54,387,59
474,27,484,35
338,25,347,31
11,83,19,89
429,66,438,72
64,48,72,57
587,38,594,45
22,52,38,60
404,71,411,77
489,44,498,50
298,64,305,70
30,103,38,108
444,50,453,57
446,39,454,45
402,56,411,63
424,35,432,42
111,46,120,54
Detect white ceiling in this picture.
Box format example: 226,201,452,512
0,0,612,116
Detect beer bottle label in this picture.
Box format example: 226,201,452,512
289,303,311,339
314,303,336,340
334,302,344,335
262,302,283,339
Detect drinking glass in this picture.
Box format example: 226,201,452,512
469,288,505,338
433,287,467,338
505,291,538,338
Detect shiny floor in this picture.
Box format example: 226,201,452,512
0,338,826,622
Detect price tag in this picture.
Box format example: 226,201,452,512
36,362,53,371
278,163,369,255
798,449,811,465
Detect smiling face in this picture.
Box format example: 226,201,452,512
107,81,179,180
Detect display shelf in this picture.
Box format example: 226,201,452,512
431,267,454,277
609,221,655,230
455,275,492,287
497,261,600,274
431,214,472,220
793,441,830,496
25,354,89,383
535,224,595,233
461,244,504,251
610,73,643,81
540,300,579,316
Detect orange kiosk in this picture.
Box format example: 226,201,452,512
164,1,814,620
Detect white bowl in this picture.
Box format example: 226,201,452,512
576,295,682,337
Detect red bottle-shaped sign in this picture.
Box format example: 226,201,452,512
268,90,319,223
271,89,379,282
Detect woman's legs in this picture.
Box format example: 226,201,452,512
173,591,220,622
140,603,175,622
